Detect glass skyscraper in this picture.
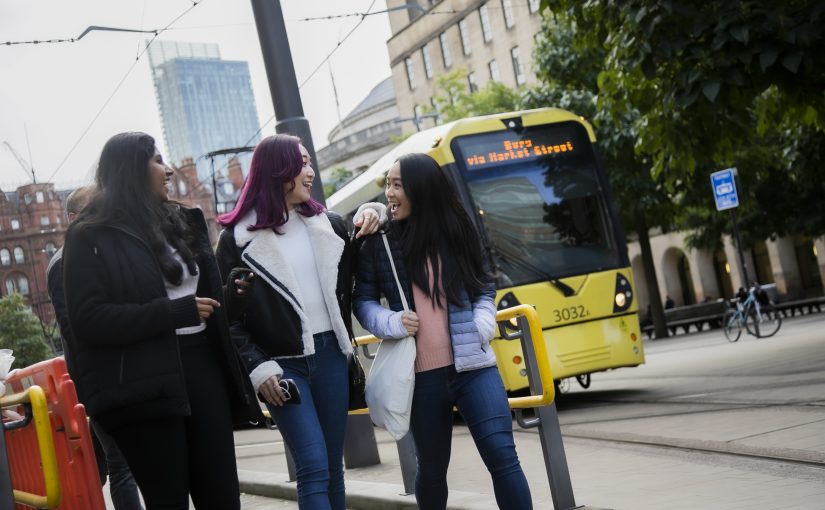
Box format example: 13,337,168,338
148,40,260,181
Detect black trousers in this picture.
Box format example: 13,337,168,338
108,333,240,510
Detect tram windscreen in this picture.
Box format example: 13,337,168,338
451,121,622,286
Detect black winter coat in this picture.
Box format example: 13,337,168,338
62,207,262,430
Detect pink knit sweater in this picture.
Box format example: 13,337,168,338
411,259,453,373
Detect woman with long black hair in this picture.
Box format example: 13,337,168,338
62,132,261,509
353,153,532,510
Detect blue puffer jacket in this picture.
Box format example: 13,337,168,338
353,231,498,372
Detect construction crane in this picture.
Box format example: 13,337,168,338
2,141,36,183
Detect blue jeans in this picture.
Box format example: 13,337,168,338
409,365,532,510
267,331,349,510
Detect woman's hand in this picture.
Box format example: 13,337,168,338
353,208,381,239
195,297,221,320
232,271,255,296
401,311,420,336
259,375,287,406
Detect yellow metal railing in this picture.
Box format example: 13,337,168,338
354,304,555,410
1,385,62,509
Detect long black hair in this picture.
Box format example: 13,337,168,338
392,153,489,307
70,132,197,285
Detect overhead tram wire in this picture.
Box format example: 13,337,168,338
182,0,380,199
42,0,205,184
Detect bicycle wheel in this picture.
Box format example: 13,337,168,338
747,308,782,338
723,309,742,342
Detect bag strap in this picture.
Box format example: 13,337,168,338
381,233,410,312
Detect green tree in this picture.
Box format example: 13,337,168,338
0,293,51,370
428,68,522,122
525,14,677,337
543,0,825,182
323,166,356,199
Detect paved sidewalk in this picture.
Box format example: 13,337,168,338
235,318,825,509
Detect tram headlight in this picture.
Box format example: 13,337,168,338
497,292,521,332
612,273,633,313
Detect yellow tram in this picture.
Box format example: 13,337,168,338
329,108,644,391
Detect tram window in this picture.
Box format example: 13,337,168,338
452,122,622,285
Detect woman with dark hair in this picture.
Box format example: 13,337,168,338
215,133,382,510
353,153,532,510
62,132,262,510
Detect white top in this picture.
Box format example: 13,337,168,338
163,246,206,335
280,212,333,334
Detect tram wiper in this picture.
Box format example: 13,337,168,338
489,241,576,297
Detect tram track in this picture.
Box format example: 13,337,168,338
557,428,825,469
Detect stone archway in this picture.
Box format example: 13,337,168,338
713,249,734,299
631,255,649,314
662,248,697,306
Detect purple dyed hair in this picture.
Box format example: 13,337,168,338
217,134,324,231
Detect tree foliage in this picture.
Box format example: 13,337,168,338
523,14,678,235
428,68,521,122
323,166,355,199
540,0,825,244
0,293,51,370
543,0,825,179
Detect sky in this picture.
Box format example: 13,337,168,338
0,0,393,190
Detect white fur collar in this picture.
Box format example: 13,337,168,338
234,210,352,356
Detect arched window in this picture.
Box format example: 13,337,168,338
17,276,29,296
178,180,188,195
45,242,57,258
13,246,25,264
4,278,14,295
0,249,10,266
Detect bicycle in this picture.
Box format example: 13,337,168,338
723,286,782,342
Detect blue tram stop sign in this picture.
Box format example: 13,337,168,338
710,167,739,211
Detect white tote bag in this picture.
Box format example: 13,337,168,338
364,234,417,440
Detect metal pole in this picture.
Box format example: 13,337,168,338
518,316,578,510
249,0,325,205
210,155,218,213
731,208,749,288
395,433,417,495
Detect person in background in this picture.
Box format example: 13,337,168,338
664,295,675,309
47,185,143,510
353,153,532,510
62,132,262,510
215,133,383,510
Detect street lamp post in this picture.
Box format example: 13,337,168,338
249,0,325,204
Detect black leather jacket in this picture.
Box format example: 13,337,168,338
215,211,357,377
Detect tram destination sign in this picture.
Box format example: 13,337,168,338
454,127,580,170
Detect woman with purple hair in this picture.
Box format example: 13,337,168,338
215,134,382,510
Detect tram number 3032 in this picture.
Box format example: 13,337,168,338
552,305,590,322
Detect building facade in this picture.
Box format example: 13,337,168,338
386,0,543,132
316,77,401,188
147,40,261,181
0,183,68,326
628,232,825,311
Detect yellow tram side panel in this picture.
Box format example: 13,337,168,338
492,268,646,391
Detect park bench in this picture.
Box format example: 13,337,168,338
773,295,825,318
641,300,730,338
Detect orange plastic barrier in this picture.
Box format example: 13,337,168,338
5,356,105,510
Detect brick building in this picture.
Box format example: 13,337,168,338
0,182,68,325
